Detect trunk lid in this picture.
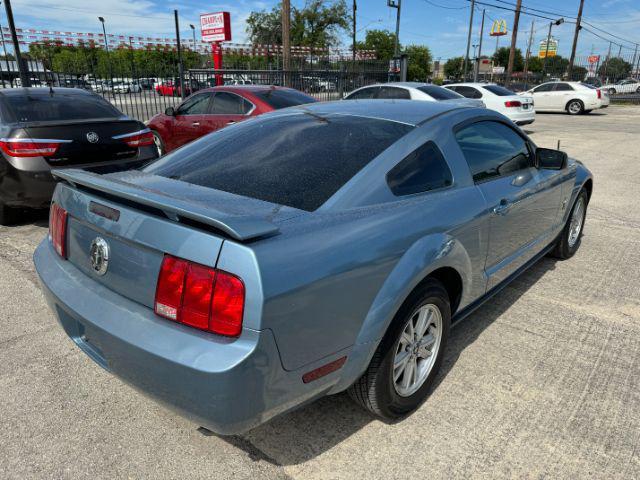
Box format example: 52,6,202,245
52,169,294,309
23,119,144,166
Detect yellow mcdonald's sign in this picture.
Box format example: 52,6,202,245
490,19,508,37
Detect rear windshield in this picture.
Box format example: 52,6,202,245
5,92,121,122
417,85,462,100
482,85,516,96
254,89,317,109
144,112,412,211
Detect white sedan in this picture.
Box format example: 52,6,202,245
113,81,142,94
445,83,535,126
601,78,640,95
344,82,485,108
522,81,609,115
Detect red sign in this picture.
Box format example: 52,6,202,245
200,12,231,43
588,55,600,64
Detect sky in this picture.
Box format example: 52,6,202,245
4,0,640,60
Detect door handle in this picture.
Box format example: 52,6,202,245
192,122,200,126
493,199,511,215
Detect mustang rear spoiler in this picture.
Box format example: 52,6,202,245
52,169,280,242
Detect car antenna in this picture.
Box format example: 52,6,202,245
557,139,561,150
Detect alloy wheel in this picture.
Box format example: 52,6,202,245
393,304,443,397
568,196,585,248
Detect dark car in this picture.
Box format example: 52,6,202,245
0,88,157,224
147,85,317,154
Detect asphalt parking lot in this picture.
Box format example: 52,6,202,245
1,106,639,479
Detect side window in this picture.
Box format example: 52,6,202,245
211,92,247,114
455,121,532,183
554,83,574,91
176,93,211,115
346,87,378,100
377,87,411,99
533,83,554,93
455,86,482,99
387,141,453,196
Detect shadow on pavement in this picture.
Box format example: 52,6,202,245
217,256,559,466
5,207,49,227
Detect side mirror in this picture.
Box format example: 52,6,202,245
165,106,175,116
536,148,567,170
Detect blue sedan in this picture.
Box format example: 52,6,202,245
34,100,592,434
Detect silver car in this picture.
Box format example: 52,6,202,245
35,100,592,434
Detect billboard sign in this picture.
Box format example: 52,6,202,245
538,38,558,58
200,12,231,43
490,19,508,37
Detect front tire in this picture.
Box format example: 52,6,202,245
566,99,584,115
551,189,588,259
609,88,616,95
151,131,165,157
348,279,451,419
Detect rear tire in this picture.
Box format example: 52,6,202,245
348,279,451,419
608,88,616,95
0,200,16,226
551,189,588,260
566,99,584,115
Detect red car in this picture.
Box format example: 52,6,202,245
148,85,317,154
154,79,204,97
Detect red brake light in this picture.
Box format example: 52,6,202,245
504,100,522,108
49,203,68,258
154,255,245,337
115,129,155,148
0,139,62,157
597,88,602,99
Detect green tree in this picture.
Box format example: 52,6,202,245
526,55,543,72
404,44,432,81
444,56,471,79
492,47,524,71
246,0,349,49
598,57,632,79
356,29,397,61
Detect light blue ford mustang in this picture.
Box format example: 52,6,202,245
34,100,592,435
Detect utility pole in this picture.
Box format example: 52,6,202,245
189,24,196,52
463,0,475,81
174,10,185,100
617,44,622,57
523,20,534,89
567,0,584,80
632,44,638,74
352,0,357,62
506,0,522,86
474,8,485,82
282,0,291,74
603,41,612,80
3,0,29,87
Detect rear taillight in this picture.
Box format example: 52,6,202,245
504,100,522,108
0,138,65,157
113,129,154,148
597,88,602,99
49,203,68,258
154,255,245,337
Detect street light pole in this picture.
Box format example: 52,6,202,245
542,18,563,78
189,24,196,53
474,9,485,82
388,0,402,59
98,16,114,97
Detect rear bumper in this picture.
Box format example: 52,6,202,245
34,240,338,435
506,110,536,125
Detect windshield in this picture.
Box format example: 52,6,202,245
254,89,317,109
144,112,413,211
417,85,462,100
482,85,516,96
5,92,121,122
